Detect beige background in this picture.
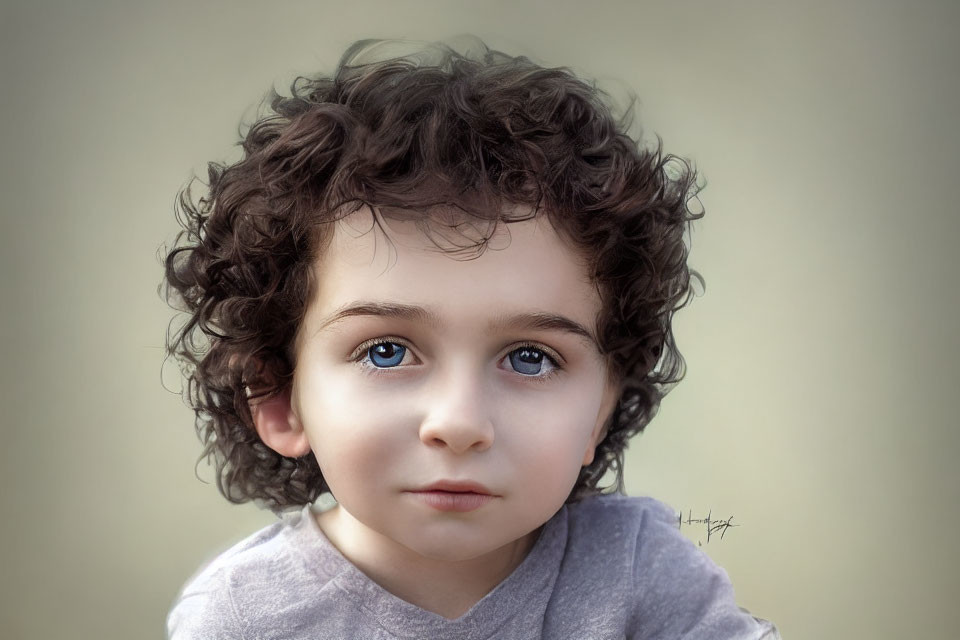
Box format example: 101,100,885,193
2,0,958,638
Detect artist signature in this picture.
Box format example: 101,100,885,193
676,509,739,546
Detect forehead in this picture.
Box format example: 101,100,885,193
306,207,600,331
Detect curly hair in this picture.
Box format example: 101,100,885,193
162,36,705,516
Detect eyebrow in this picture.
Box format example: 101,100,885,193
316,301,599,349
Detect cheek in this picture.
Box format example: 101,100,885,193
309,426,404,509
509,406,598,483
512,384,604,448
506,434,586,518
523,437,585,478
296,376,406,484
312,430,382,475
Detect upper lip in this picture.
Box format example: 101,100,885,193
414,480,494,495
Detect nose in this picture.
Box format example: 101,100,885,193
418,370,495,454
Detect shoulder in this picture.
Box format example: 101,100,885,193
166,562,244,639
565,493,678,551
568,492,729,577
166,506,335,639
565,493,691,590
166,517,289,639
567,492,676,526
566,494,779,639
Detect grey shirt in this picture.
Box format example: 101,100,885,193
167,493,780,639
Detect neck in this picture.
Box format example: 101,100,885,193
315,504,541,620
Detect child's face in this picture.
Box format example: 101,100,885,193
288,207,619,562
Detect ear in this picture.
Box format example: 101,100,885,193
582,377,621,466
249,386,312,458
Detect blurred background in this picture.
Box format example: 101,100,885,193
2,1,958,638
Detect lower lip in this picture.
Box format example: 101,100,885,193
408,491,495,512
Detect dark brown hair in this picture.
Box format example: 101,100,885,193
162,37,704,516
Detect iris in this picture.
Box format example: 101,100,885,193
509,347,546,375
368,342,406,367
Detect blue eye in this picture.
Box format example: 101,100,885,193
368,342,406,368
508,346,555,376
354,339,562,382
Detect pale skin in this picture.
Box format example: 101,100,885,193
251,207,620,619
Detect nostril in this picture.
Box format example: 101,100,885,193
418,416,495,454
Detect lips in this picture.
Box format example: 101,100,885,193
416,480,494,495
405,480,497,512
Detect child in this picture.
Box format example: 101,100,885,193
163,37,781,639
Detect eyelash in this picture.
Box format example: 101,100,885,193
349,336,564,384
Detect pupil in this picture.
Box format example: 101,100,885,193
374,344,396,357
